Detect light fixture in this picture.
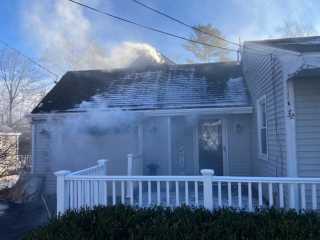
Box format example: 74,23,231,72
234,122,242,133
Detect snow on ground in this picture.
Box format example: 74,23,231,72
0,175,19,190
0,204,8,216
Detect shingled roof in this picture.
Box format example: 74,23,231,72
32,61,251,114
247,36,320,53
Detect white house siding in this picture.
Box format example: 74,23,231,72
143,116,169,176
242,51,288,206
34,120,51,175
295,78,320,209
227,114,251,176
33,117,138,194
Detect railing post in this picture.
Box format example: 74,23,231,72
201,169,214,210
97,159,108,175
54,170,71,215
126,154,134,198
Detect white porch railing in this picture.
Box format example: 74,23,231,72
55,160,320,214
126,154,143,197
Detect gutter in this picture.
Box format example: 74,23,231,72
27,106,253,120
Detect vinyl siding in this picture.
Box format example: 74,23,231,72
33,117,138,194
242,51,288,206
171,116,196,176
143,116,169,175
242,52,287,178
295,78,320,178
227,114,251,176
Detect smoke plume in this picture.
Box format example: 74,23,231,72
23,0,163,75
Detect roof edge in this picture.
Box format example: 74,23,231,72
28,106,253,119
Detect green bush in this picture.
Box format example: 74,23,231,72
21,205,320,240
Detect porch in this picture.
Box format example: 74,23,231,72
113,111,252,178
54,160,320,214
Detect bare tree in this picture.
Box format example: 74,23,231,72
169,53,186,64
0,134,19,178
270,19,318,38
0,46,50,127
40,37,108,76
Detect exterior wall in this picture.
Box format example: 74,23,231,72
227,114,251,176
33,117,138,194
143,116,170,175
242,52,287,178
170,115,251,177
295,78,320,177
171,116,196,176
34,113,252,194
294,77,320,209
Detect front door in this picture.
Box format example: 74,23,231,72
198,119,223,175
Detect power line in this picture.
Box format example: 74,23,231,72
0,40,59,81
132,0,269,55
68,0,269,57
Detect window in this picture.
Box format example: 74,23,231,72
257,96,268,158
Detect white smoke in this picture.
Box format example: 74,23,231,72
22,0,164,73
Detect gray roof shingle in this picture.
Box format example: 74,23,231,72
32,61,251,113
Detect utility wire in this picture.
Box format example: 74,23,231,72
0,40,59,81
132,0,269,55
68,0,269,57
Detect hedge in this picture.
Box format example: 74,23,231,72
21,204,320,240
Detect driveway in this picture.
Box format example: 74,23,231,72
0,199,56,240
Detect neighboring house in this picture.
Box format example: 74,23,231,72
29,37,320,209
0,125,21,176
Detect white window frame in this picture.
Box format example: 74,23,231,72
257,95,268,160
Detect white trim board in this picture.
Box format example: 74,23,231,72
0,132,21,136
256,95,268,160
28,107,253,121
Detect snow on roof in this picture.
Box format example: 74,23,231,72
247,36,320,53
32,61,251,113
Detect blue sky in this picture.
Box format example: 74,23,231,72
1,0,320,65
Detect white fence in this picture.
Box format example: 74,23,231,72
55,160,320,214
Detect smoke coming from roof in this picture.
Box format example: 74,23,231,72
23,0,164,74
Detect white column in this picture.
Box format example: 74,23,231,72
284,79,298,209
54,170,71,214
126,154,134,198
201,169,214,210
167,117,172,175
138,123,143,155
97,159,108,175
31,119,36,174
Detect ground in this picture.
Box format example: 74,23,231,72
0,198,55,240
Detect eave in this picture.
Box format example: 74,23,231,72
27,106,253,121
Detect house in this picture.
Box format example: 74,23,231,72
29,60,252,194
29,36,320,210
0,125,21,176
